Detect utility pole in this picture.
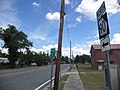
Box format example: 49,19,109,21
53,0,65,90
70,41,71,67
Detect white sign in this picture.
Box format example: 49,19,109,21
98,12,109,39
100,36,110,52
96,1,106,20
99,18,107,36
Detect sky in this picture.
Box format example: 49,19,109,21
0,0,120,57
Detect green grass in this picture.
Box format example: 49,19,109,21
58,75,69,90
77,64,107,90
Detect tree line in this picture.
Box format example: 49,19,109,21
74,54,91,64
0,25,71,68
0,25,51,68
0,25,90,68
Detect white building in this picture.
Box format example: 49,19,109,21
0,57,9,63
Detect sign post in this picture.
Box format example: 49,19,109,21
96,1,112,90
50,48,56,90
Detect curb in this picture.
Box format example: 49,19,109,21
35,66,70,90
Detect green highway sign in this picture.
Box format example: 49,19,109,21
50,48,56,59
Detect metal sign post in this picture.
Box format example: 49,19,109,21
50,48,56,90
96,1,112,90
50,58,53,90
106,50,112,90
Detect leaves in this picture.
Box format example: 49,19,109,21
75,54,91,64
0,25,33,67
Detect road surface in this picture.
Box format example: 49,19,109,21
0,64,69,90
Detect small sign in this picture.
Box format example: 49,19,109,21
97,12,109,39
96,1,106,20
50,48,56,59
100,36,110,52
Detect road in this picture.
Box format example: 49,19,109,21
0,64,70,90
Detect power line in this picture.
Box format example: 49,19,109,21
65,3,70,42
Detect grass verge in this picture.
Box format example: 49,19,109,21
58,66,72,90
77,64,107,90
58,75,69,90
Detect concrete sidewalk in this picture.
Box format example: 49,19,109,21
63,65,85,90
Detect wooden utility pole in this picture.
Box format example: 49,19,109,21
53,0,65,90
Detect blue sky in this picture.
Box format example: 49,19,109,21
0,0,120,56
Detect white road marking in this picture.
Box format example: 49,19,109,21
34,66,70,90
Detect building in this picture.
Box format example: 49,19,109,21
0,57,9,63
90,44,120,70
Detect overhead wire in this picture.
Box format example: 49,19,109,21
65,3,70,43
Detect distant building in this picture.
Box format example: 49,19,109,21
90,44,120,70
0,57,9,63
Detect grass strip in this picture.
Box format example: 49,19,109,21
58,75,69,90
77,64,107,90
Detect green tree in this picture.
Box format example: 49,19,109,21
80,54,91,64
61,56,69,64
75,54,91,64
36,52,44,66
0,25,32,67
64,56,69,64
44,53,50,65
75,55,80,63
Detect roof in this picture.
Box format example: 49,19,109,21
91,44,120,50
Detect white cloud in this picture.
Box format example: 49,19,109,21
32,2,40,8
65,0,71,4
0,0,21,28
45,12,60,21
30,47,45,53
76,16,82,22
0,47,8,54
1,33,120,57
93,33,99,39
28,26,48,41
75,0,120,20
30,33,46,41
30,44,58,54
111,33,120,44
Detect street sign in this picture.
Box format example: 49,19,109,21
100,36,110,51
97,12,109,39
96,1,106,20
96,2,112,89
50,48,56,59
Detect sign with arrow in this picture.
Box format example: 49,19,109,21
100,36,110,51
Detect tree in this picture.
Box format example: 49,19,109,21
36,52,44,66
75,54,91,64
0,25,32,67
61,56,69,64
24,49,34,66
64,56,69,64
75,55,80,63
82,54,91,63
80,54,91,64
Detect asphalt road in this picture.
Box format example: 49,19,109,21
0,64,70,90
